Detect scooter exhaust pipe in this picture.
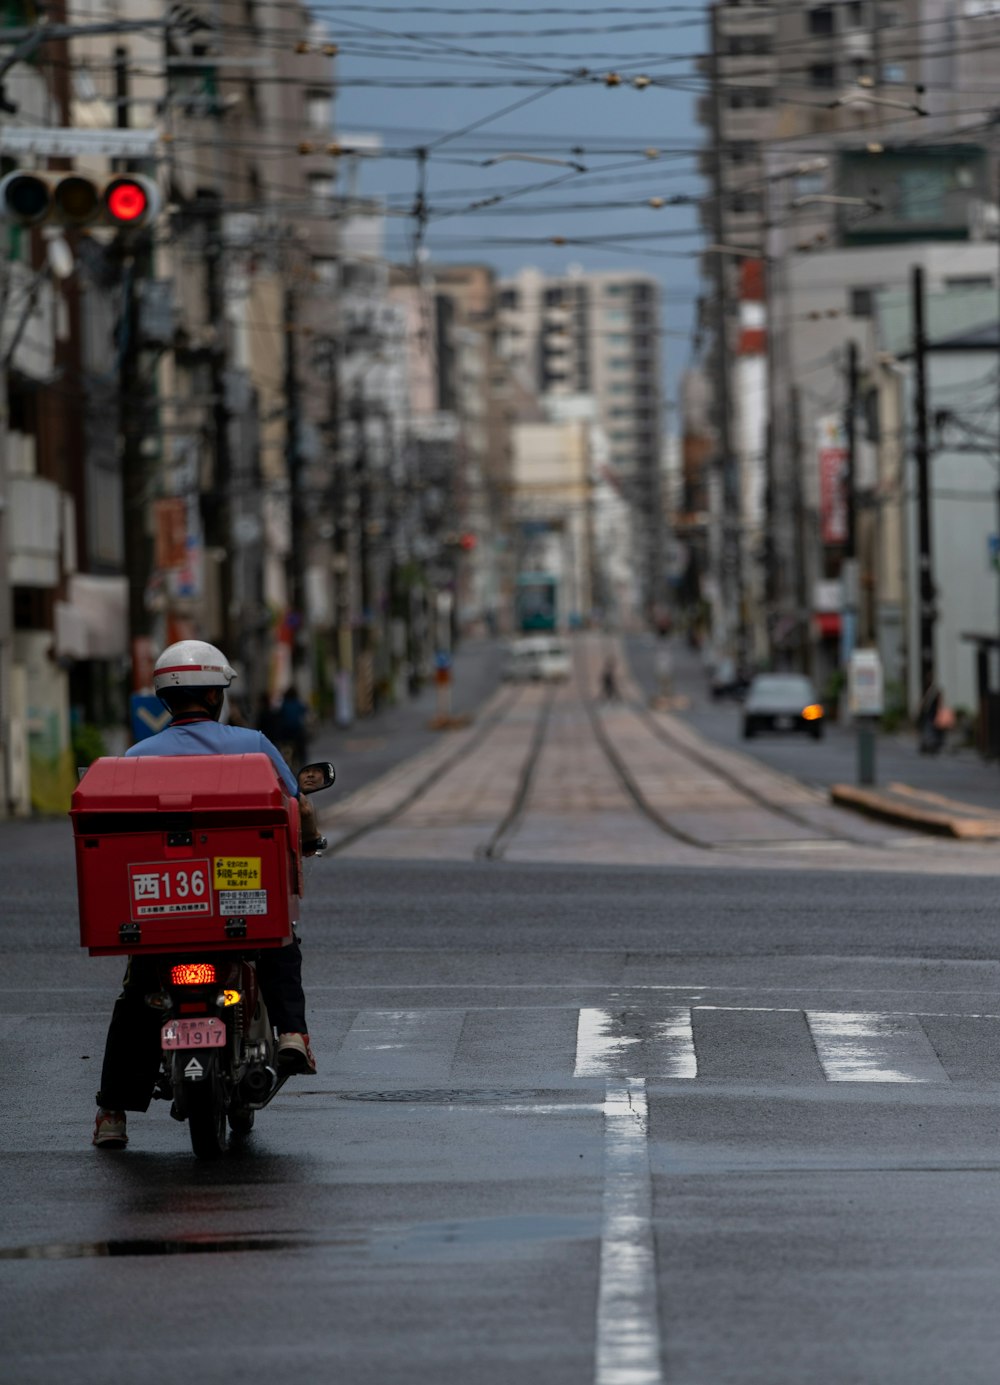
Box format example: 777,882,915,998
239,1064,276,1103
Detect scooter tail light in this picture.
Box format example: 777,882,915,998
170,962,217,985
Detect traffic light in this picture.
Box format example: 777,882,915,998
0,170,161,229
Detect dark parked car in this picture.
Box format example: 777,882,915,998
742,673,825,740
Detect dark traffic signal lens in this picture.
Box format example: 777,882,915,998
2,174,50,224
55,176,100,226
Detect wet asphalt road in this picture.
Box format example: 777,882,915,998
6,808,1000,1383
7,637,1000,1384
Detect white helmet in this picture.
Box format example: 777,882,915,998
152,640,237,694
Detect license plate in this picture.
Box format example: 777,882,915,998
775,715,793,729
161,1018,226,1050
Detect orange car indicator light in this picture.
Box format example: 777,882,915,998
802,704,824,721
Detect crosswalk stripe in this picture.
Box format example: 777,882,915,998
806,1011,950,1083
313,1005,958,1086
575,1006,697,1079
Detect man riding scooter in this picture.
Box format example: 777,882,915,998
93,640,323,1149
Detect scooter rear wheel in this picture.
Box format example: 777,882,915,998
187,1081,228,1159
227,1105,255,1137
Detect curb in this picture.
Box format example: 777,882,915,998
830,783,1000,839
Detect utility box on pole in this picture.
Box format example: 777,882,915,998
848,648,884,786
848,648,884,719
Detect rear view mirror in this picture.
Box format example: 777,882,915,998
297,761,336,794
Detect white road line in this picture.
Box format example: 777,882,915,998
596,1078,664,1385
806,1011,951,1083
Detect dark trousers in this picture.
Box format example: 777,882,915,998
97,942,308,1112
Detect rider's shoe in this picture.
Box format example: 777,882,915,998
92,1108,128,1148
276,1033,317,1076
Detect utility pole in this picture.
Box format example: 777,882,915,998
707,2,743,664
912,263,935,701
789,384,811,677
841,338,859,667
284,282,307,676
202,194,233,653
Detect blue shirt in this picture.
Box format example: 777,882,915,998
125,718,299,796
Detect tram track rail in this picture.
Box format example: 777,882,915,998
324,684,527,857
325,638,858,860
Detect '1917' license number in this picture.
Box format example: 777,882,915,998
161,1018,226,1050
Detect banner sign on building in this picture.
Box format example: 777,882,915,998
817,416,848,546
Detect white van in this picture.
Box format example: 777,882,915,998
503,636,572,683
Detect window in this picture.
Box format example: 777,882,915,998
809,63,836,87
849,288,873,317
728,142,760,165
605,283,625,296
307,173,334,206
607,333,629,344
727,34,772,55
605,308,627,323
795,171,826,197
807,6,835,35
498,288,519,309
729,88,770,109
944,276,993,291
544,286,566,306
845,1,865,25
306,89,332,132
609,358,630,370
313,258,338,286
728,190,762,214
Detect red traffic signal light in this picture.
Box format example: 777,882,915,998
106,178,149,224
0,170,161,229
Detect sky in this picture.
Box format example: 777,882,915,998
320,1,711,406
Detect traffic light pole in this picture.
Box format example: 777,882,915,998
0,252,13,813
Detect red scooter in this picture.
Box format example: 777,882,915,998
73,755,334,1159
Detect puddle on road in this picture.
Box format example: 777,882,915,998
1,1215,595,1264
0,1235,324,1261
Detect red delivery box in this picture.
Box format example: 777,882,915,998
71,754,302,956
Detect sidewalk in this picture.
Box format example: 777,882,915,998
625,635,1000,841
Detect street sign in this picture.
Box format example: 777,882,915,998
0,127,160,159
130,694,170,742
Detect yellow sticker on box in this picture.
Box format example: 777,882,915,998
213,857,261,889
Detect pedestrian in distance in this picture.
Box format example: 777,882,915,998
917,683,945,755
601,656,619,703
254,690,282,743
278,685,310,766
